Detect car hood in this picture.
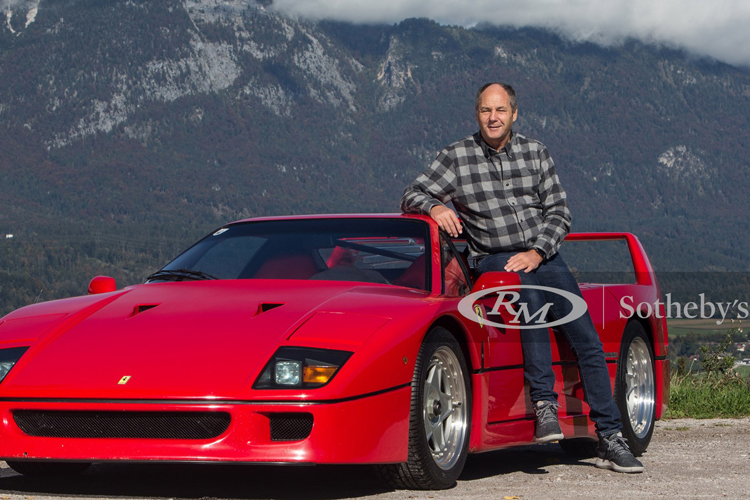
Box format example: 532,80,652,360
2,280,417,400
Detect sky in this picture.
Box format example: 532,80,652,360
272,0,750,68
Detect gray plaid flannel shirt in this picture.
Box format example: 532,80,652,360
401,132,571,259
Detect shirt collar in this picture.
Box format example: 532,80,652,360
475,131,516,159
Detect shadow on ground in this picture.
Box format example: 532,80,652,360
461,442,594,481
0,444,591,499
0,462,389,500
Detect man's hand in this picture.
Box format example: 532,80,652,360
504,250,543,273
430,205,463,238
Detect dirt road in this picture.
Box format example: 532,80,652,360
1,418,748,500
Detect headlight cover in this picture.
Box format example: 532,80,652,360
253,347,353,389
0,347,29,383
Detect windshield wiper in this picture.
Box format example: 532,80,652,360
146,268,218,282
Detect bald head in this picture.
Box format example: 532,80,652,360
475,83,518,150
475,82,517,113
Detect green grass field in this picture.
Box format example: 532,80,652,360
667,318,747,336
667,372,750,418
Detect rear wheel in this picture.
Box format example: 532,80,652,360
614,321,656,456
378,327,471,489
6,461,91,476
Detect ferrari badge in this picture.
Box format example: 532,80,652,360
474,304,484,328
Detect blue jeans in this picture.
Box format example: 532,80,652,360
478,251,622,437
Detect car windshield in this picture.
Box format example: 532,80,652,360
151,218,431,290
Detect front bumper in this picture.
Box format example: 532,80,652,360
0,386,410,464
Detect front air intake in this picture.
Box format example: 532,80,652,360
269,413,313,441
13,410,230,439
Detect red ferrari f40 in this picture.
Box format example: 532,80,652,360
0,214,668,489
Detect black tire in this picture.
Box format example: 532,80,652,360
614,321,656,456
558,437,598,458
378,327,472,490
6,461,91,476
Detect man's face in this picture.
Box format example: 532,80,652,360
475,85,517,149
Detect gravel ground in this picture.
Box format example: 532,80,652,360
1,418,749,500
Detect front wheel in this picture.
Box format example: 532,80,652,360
614,321,656,456
379,327,471,489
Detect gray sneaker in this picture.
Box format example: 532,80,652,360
533,400,564,444
595,433,644,473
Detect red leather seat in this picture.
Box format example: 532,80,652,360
444,255,470,296
253,254,319,280
393,254,427,290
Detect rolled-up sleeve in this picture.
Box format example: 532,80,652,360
532,146,571,258
400,149,457,215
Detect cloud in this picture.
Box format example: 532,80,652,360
271,0,750,68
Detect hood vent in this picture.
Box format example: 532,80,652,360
256,303,284,316
130,304,160,317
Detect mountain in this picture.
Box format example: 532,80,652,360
2,0,750,314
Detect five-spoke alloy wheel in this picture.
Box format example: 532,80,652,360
422,344,469,471
615,321,656,456
379,327,471,489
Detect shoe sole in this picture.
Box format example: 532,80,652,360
595,458,644,473
533,433,564,444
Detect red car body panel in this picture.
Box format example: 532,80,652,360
0,214,668,464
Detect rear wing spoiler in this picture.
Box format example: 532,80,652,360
565,232,657,288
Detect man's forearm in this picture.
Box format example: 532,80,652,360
533,211,571,257
400,185,440,215
535,148,572,257
401,149,457,215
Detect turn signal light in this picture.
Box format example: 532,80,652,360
303,365,337,384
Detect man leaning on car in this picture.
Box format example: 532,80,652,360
400,82,644,474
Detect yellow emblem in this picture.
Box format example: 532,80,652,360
118,376,131,385
474,304,484,328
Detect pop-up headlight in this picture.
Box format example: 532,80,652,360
254,347,352,389
0,347,29,384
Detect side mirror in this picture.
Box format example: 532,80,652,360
88,276,117,295
470,271,521,293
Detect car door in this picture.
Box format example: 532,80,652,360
439,235,529,427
